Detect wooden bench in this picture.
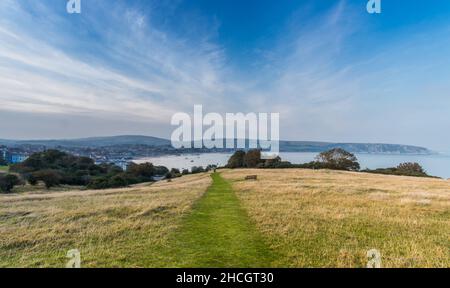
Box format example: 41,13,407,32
244,175,257,180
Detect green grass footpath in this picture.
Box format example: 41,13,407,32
165,173,276,267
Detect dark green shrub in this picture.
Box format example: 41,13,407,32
191,166,205,174
25,173,38,186
315,148,360,171
243,149,263,168
397,162,427,176
364,162,430,178
0,174,21,193
108,174,129,188
226,151,246,168
12,150,123,187
32,169,62,189
154,165,169,176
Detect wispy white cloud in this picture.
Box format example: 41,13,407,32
0,0,231,123
231,1,364,139
1,0,450,150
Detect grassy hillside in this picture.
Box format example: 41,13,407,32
0,174,211,267
221,169,450,268
0,135,171,148
0,169,448,267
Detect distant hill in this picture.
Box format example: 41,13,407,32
0,135,432,154
279,141,432,154
0,135,171,148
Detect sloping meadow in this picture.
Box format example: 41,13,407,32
222,169,450,268
0,173,211,267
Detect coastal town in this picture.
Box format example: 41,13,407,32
0,142,220,169
0,144,135,169
1,146,29,164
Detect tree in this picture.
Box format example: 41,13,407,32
164,168,181,180
262,156,282,168
315,148,360,171
32,169,62,189
206,165,217,171
86,177,109,190
154,166,169,176
25,173,38,186
396,162,427,176
0,155,7,166
108,165,124,175
243,149,263,168
0,174,21,193
182,169,190,175
108,174,129,188
12,150,122,187
126,162,155,178
10,150,168,190
226,151,245,168
125,162,167,183
191,166,205,174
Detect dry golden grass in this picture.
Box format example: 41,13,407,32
0,173,211,267
2,168,448,268
221,169,450,268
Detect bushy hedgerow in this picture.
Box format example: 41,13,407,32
12,150,171,190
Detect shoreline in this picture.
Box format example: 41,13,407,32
133,152,450,179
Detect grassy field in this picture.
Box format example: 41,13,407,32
0,173,211,267
0,169,449,267
0,166,9,173
221,169,450,268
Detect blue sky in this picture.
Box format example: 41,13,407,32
1,0,450,151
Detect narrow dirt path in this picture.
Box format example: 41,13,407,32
168,172,274,267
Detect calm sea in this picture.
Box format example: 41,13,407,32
134,152,450,179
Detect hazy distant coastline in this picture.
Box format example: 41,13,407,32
0,135,433,155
